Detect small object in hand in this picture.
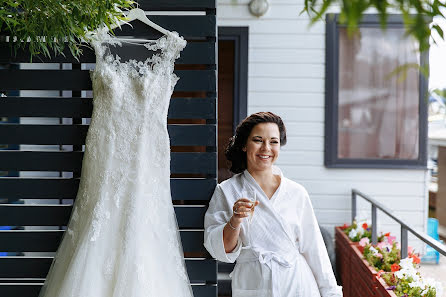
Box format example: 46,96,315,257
241,190,257,222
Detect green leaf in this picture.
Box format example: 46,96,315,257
0,0,134,60
433,24,444,39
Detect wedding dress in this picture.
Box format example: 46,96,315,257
39,29,193,297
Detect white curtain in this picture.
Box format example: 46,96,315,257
337,27,420,160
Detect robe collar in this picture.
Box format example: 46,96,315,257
242,165,283,203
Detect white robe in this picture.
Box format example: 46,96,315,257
204,166,342,297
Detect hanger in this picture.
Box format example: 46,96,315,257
109,8,171,43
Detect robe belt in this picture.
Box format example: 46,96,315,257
237,248,298,297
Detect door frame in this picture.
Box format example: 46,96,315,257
218,27,249,132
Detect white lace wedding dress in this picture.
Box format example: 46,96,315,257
39,30,194,297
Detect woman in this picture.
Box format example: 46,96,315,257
204,112,342,297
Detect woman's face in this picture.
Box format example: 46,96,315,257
243,123,281,172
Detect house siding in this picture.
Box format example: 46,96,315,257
217,0,429,248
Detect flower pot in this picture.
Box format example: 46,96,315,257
335,226,353,297
336,226,381,297
350,245,377,297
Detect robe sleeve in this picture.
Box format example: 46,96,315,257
297,189,343,297
203,184,242,263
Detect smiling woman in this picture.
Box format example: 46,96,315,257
224,112,286,174
203,112,342,297
243,123,281,173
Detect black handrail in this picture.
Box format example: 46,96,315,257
352,189,446,258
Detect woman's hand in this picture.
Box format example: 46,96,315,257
231,198,260,225
223,199,260,253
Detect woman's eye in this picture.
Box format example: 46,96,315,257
253,139,262,142
271,141,279,144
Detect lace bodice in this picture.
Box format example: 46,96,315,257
90,28,187,90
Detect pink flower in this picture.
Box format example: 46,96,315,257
359,237,370,247
408,246,414,255
387,235,396,245
377,242,387,250
376,253,383,258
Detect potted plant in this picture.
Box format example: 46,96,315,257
336,224,443,297
380,257,443,297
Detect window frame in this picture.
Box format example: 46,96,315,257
325,14,429,169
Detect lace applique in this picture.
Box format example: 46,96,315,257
90,198,108,242
103,257,114,279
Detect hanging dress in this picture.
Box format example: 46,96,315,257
39,29,194,297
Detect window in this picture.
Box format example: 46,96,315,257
325,14,428,168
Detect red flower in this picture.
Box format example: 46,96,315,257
391,263,400,272
384,232,390,237
411,254,421,264
340,223,349,230
362,223,368,230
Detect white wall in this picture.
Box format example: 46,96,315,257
217,0,429,249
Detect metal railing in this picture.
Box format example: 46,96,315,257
352,189,446,258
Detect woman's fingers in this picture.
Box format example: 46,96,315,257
234,202,253,211
237,199,260,208
233,199,258,218
233,212,249,218
233,207,250,216
234,200,250,207
233,207,251,214
233,199,259,218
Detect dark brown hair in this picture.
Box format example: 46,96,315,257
224,112,286,174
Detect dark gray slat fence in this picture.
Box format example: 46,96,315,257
0,284,217,297
0,230,205,253
0,42,215,64
0,69,216,92
0,97,216,119
0,205,206,228
0,178,216,200
0,1,217,296
168,124,216,147
0,151,216,173
137,0,215,10
0,124,216,146
0,257,216,282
